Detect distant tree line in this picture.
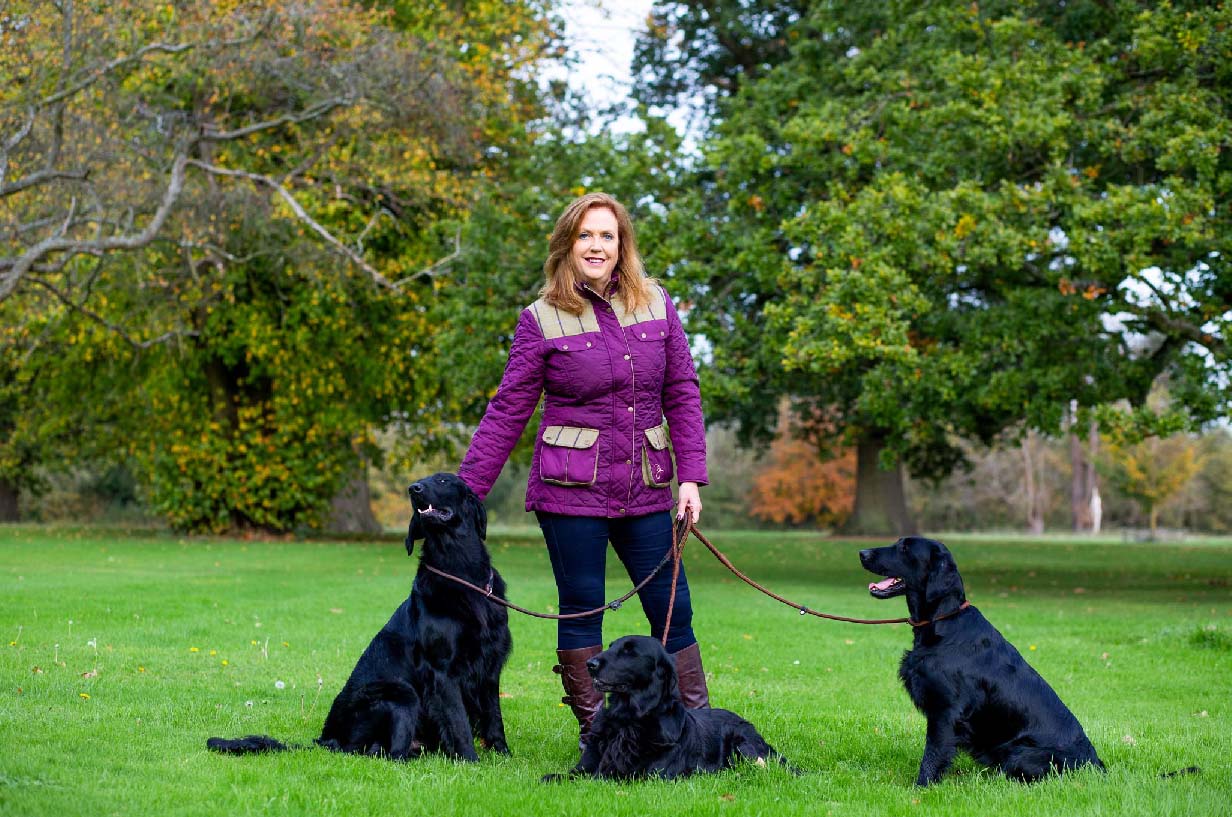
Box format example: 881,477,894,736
2,1,1227,536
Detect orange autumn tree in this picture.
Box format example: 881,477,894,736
750,406,856,528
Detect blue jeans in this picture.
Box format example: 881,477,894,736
536,510,697,653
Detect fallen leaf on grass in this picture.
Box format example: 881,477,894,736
1122,734,1136,745
81,669,98,678
720,793,736,801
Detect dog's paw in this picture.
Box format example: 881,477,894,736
540,772,571,783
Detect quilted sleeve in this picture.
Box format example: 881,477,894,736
660,288,708,486
458,309,545,500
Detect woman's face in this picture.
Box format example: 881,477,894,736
571,206,619,291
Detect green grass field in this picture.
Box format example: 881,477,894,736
1,524,1229,816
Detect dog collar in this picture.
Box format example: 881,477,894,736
910,600,970,628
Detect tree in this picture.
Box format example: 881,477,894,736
636,0,1230,534
1100,434,1202,537
750,404,854,527
0,0,560,530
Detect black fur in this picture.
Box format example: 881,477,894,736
544,635,791,781
860,536,1104,785
207,473,512,761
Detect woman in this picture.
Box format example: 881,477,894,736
457,192,709,749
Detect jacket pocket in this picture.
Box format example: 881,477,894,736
641,425,674,488
540,426,601,487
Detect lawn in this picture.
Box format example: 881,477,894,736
1,524,1229,817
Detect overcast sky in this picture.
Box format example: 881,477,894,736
552,0,654,127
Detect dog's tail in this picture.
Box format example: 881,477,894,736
206,735,293,755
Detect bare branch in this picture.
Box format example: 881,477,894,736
354,209,393,254
0,107,36,188
1122,302,1226,357
0,167,90,198
0,152,190,301
391,228,463,287
40,41,196,109
186,158,392,287
27,274,199,349
38,12,273,110
199,98,355,142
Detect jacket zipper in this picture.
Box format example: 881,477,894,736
585,284,639,513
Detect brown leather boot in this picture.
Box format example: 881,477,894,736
672,641,710,709
554,645,603,750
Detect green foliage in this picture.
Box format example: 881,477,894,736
638,0,1231,480
1,0,561,531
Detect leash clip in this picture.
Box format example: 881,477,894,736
608,600,623,611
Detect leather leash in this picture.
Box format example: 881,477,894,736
421,516,968,631
681,520,970,628
421,540,678,621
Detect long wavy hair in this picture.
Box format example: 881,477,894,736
540,192,656,315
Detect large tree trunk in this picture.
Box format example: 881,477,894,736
0,477,18,522
840,431,917,536
327,458,381,535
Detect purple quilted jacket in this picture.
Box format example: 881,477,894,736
458,282,707,517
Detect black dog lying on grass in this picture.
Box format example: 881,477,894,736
860,536,1103,785
544,635,792,781
208,473,512,761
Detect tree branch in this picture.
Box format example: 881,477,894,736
186,158,392,287
0,152,190,302
27,274,199,349
199,98,355,142
0,168,90,198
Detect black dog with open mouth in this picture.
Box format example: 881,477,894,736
208,472,511,761
860,536,1103,785
544,635,792,781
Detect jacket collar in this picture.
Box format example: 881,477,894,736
576,270,620,300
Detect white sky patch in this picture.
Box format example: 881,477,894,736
545,0,654,133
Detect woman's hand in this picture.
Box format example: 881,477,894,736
676,481,702,524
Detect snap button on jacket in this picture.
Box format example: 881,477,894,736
459,284,707,518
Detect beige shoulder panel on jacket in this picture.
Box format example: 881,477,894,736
611,285,667,327
527,298,600,339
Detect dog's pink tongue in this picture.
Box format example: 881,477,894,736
869,577,900,592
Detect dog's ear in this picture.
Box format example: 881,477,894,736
465,489,487,542
630,648,678,720
657,651,686,743
924,543,963,607
405,510,423,557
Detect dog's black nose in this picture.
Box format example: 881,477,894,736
859,549,872,562
586,656,601,675
408,483,423,496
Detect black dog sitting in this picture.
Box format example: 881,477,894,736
208,473,512,761
860,536,1103,785
544,635,791,781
